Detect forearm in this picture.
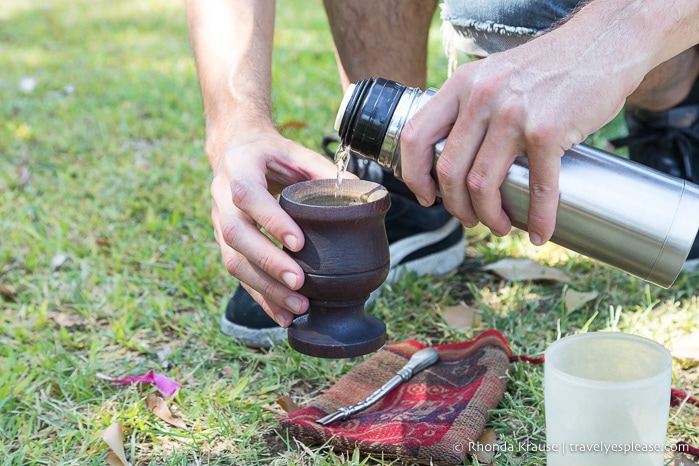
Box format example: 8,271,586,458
185,0,277,170
550,0,699,95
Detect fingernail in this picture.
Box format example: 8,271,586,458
275,313,291,328
284,295,304,314
530,232,543,246
284,234,299,251
416,196,430,207
281,271,299,289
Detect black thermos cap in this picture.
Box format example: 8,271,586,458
338,78,406,159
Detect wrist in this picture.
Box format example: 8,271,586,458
203,114,278,172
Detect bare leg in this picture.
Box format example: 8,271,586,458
323,0,439,90
626,47,699,111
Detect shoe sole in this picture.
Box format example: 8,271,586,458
220,314,287,348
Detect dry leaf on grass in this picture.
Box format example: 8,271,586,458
482,258,571,283
442,302,481,329
145,393,187,429
0,282,17,299
470,428,498,464
48,312,84,328
563,289,598,314
277,395,301,413
95,237,111,247
102,423,129,466
672,332,699,362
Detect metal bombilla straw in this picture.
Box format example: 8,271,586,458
315,347,440,425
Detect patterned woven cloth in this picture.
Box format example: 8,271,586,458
279,330,512,465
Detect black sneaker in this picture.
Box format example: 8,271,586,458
220,285,288,349
611,77,699,270
221,137,465,348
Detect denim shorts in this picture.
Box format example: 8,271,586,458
442,0,582,57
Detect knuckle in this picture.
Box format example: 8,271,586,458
231,179,253,207
528,181,556,200
255,212,277,233
224,254,244,278
262,281,281,301
434,155,455,181
526,122,562,149
257,253,275,273
466,169,491,198
564,129,584,149
221,221,243,248
468,78,497,105
498,98,525,124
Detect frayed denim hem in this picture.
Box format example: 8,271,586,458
441,21,538,73
439,0,578,67
442,15,540,37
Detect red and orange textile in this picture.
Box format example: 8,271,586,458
280,330,511,465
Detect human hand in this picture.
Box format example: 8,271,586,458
209,128,341,327
400,28,634,245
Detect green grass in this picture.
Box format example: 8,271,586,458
1,0,698,464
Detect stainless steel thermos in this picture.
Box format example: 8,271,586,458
334,77,699,288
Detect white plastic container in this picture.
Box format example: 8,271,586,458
544,332,672,465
